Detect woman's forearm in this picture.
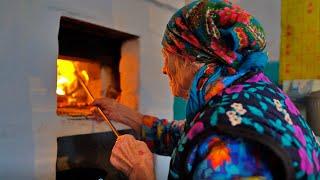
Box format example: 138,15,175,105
119,109,144,134
141,115,185,156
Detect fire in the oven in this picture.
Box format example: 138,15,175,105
57,59,89,94
56,59,90,111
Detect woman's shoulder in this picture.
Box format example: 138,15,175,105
198,73,299,129
224,73,283,101
187,74,320,179
206,75,283,111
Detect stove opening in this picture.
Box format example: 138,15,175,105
56,130,135,180
57,17,138,118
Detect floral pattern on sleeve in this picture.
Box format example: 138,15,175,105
141,115,185,156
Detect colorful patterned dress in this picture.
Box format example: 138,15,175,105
141,72,320,179
142,0,319,179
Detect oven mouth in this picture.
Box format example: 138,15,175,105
57,16,138,118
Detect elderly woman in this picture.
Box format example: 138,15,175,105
92,0,320,179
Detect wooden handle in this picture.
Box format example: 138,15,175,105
76,71,120,137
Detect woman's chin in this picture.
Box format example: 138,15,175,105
171,87,189,99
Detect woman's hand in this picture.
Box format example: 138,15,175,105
91,98,144,134
110,134,155,180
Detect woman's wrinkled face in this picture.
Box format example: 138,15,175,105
162,49,199,99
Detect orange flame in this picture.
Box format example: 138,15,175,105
56,59,89,96
56,59,77,96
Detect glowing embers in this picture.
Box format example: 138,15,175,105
56,58,104,117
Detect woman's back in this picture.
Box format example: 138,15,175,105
169,72,320,179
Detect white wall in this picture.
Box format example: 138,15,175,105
0,0,178,179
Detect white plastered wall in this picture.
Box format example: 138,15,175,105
0,0,179,179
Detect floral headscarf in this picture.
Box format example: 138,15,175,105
162,0,266,68
162,0,269,121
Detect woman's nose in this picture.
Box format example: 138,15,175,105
162,66,167,75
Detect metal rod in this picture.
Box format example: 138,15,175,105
76,71,120,137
